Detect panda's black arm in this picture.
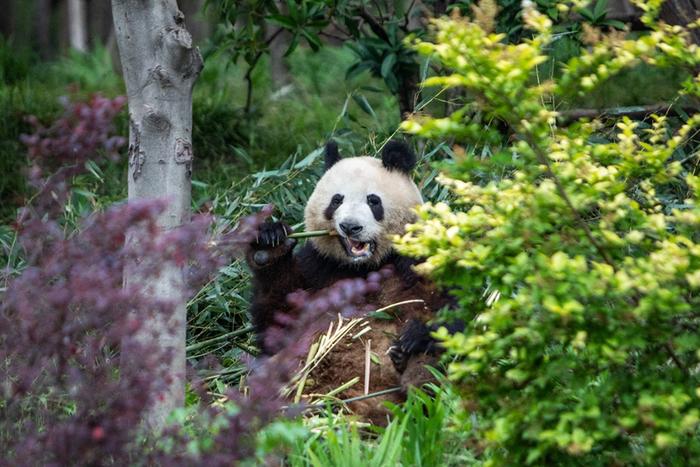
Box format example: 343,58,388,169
246,222,309,354
390,318,465,371
388,277,463,375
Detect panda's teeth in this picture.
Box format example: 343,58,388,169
350,242,369,255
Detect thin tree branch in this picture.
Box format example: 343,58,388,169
558,103,698,124
319,31,347,42
371,0,385,22
664,342,688,375
329,17,352,38
403,0,418,30
358,8,390,42
244,28,285,114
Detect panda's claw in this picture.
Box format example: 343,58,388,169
390,320,435,374
255,221,291,248
388,344,408,374
248,220,296,268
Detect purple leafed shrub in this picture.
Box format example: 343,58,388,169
18,95,127,219
1,96,385,465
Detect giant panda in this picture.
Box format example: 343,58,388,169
245,140,454,422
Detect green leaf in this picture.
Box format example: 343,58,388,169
593,0,608,20
384,73,399,93
301,29,322,51
352,94,376,118
360,85,385,93
368,310,393,320
380,53,397,79
346,61,374,80
603,19,627,29
84,159,104,181
579,7,594,21
284,34,300,56
267,15,296,29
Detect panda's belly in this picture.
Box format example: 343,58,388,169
303,275,437,424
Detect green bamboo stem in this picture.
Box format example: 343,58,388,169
288,229,337,239
282,385,404,413
185,325,254,353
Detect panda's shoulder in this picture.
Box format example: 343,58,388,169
295,242,327,268
384,251,422,286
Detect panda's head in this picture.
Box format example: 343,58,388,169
304,140,423,265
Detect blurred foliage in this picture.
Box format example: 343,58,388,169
206,0,429,115
399,0,700,464
0,40,400,222
203,0,651,117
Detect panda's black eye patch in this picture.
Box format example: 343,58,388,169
367,194,384,221
324,194,344,220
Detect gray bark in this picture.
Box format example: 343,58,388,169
68,0,88,51
265,0,291,89
111,0,203,431
0,0,14,40
35,0,52,59
180,0,210,45
88,0,114,47
267,26,291,89
660,0,700,45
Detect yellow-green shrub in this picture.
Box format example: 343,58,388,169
398,1,700,464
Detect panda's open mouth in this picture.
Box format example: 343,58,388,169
339,237,376,260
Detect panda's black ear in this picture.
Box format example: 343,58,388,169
381,140,416,174
324,140,341,172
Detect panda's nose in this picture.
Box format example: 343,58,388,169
339,222,363,236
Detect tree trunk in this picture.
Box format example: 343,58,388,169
266,0,291,90
88,0,114,47
660,0,700,44
68,0,88,51
0,0,13,40
267,26,291,90
35,0,52,60
179,0,210,45
398,73,419,119
111,0,203,431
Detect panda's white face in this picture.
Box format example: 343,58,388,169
304,157,423,265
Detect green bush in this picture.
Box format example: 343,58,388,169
398,1,700,464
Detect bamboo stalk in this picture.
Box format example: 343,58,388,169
294,341,319,403
372,299,425,314
364,339,371,396
288,386,403,413
185,326,254,353
324,377,360,398
288,229,337,239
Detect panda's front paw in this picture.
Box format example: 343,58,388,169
248,221,296,268
400,353,439,392
389,320,435,374
388,344,409,374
